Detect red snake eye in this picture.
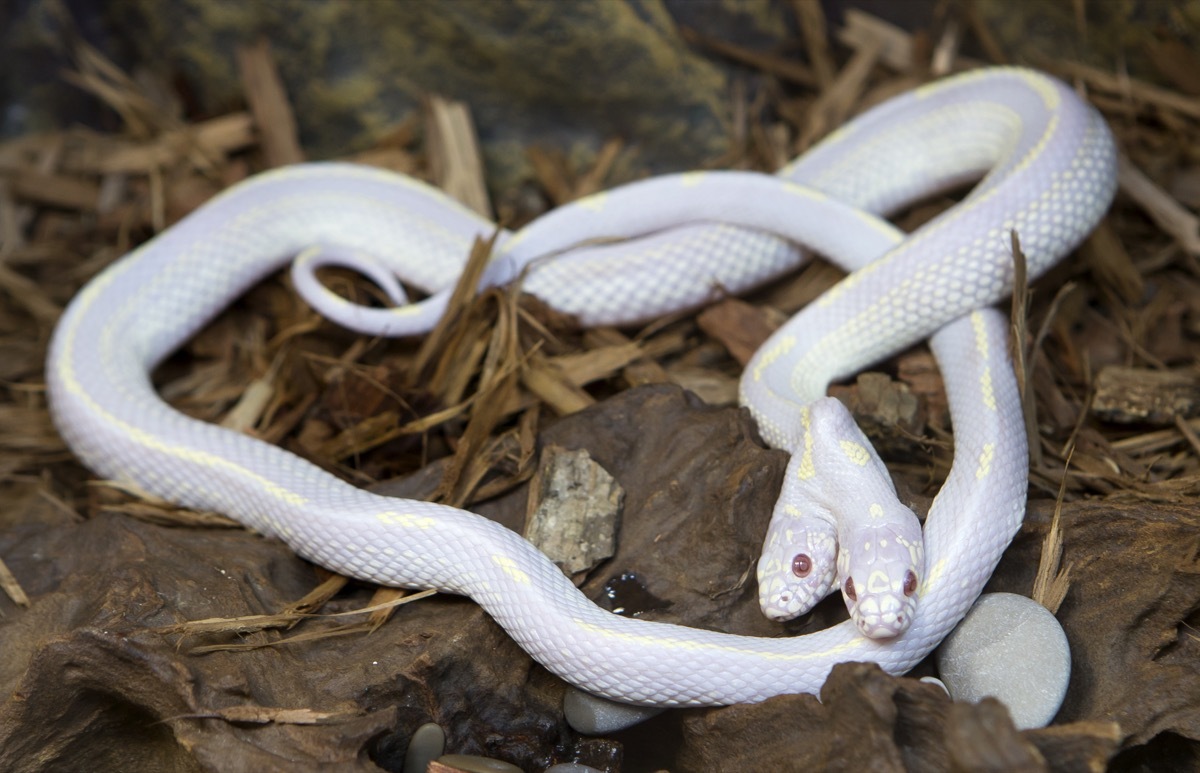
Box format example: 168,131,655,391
904,570,918,596
844,577,857,601
791,554,812,578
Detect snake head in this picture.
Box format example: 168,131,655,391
756,512,838,622
836,513,925,639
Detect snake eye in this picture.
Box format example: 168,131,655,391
844,577,857,601
903,570,918,596
791,554,812,578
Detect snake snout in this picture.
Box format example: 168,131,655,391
757,515,838,622
849,582,919,639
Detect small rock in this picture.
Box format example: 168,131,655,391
563,687,665,734
936,592,1071,729
543,764,604,773
405,722,445,773
524,445,623,576
435,753,522,772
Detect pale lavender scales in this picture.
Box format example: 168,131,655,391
46,69,1116,705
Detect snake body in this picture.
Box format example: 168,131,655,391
46,68,1116,705
745,68,1119,633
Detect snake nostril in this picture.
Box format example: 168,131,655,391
844,577,857,601
903,570,918,596
791,554,812,578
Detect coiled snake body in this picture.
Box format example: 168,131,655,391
46,68,1116,705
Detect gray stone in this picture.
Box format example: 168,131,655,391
405,722,445,773
562,687,665,735
543,765,603,773
436,754,522,772
936,592,1071,729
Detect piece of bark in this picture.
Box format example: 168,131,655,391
828,371,926,458
1011,500,1200,748
665,364,740,407
696,297,778,367
4,387,1197,771
424,95,492,219
1091,365,1200,424
0,386,786,771
8,171,101,211
678,665,1119,772
236,39,305,168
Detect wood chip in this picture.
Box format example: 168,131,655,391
665,364,740,406
834,372,923,435
961,0,1010,65
521,352,595,416
219,374,278,433
1051,59,1200,123
8,171,100,211
544,341,645,387
425,94,492,218
1032,453,1073,614
696,298,777,367
797,44,881,150
236,39,305,168
837,9,916,71
0,557,29,607
80,114,257,174
1079,219,1143,304
792,0,836,87
584,327,672,387
0,264,61,323
678,26,816,87
1117,155,1200,256
212,706,352,725
1092,366,1200,424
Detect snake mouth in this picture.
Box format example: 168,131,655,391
764,606,800,623
760,585,806,622
864,616,906,639
855,617,902,639
852,593,918,639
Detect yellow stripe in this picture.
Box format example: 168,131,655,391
797,406,816,480
56,262,310,508
971,312,998,410
1018,70,1061,110
975,443,995,479
492,555,532,585
839,440,870,466
378,511,436,529
752,335,796,382
579,191,608,212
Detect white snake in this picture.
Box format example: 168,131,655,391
46,68,1116,706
